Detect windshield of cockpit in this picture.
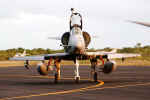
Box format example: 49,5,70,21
70,13,82,27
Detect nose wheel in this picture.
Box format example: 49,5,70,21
75,77,80,83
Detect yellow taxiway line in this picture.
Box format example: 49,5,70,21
1,82,150,100
1,75,150,100
88,82,150,91
0,80,104,100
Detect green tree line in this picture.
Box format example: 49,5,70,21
0,48,64,61
0,43,150,61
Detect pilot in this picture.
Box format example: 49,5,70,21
70,8,82,30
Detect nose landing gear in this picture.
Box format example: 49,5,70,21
74,58,80,83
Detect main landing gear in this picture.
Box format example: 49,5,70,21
90,56,105,82
47,58,61,84
90,58,98,82
53,58,81,83
47,58,81,84
54,59,61,83
45,56,106,84
54,73,58,83
93,72,98,82
24,60,29,69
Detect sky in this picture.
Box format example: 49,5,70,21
0,0,150,50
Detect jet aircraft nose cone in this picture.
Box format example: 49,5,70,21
73,45,85,54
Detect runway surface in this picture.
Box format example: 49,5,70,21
0,65,150,100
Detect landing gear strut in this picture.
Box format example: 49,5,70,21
93,72,98,82
74,58,80,83
24,60,29,69
54,58,61,83
54,73,58,83
90,58,98,82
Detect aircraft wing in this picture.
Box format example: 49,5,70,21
106,53,141,59
9,53,69,61
85,52,140,59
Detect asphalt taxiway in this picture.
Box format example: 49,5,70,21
0,65,150,100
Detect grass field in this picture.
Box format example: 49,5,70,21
0,58,150,67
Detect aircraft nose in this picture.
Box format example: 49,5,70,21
73,42,85,54
76,42,82,49
73,47,84,54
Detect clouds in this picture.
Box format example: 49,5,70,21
0,0,150,49
0,0,17,18
1,0,150,19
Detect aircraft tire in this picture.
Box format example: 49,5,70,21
94,72,98,82
54,73,58,84
75,77,80,83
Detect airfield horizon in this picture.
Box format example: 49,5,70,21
0,58,150,67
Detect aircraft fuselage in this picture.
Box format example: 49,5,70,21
63,10,88,55
68,27,85,54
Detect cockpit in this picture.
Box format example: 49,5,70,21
70,9,82,30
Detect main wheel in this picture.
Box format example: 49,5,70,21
94,72,98,82
54,73,58,84
75,77,80,83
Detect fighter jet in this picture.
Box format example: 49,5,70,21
129,20,150,27
10,8,140,83
14,50,27,57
